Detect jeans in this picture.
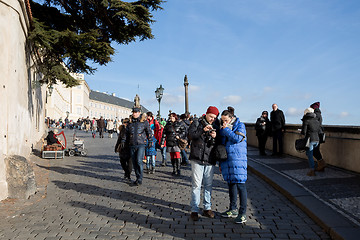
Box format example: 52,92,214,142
228,183,247,216
146,155,156,168
130,145,146,183
190,161,214,213
181,149,189,164
313,143,323,160
160,146,167,162
306,141,319,169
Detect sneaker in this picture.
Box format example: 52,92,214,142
203,210,215,218
234,215,247,224
150,168,155,174
132,180,142,186
221,209,238,218
190,212,199,221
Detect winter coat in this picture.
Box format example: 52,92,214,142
188,116,220,165
146,136,157,156
115,125,131,159
161,120,186,147
301,113,322,142
97,118,105,128
155,127,166,148
106,121,114,131
314,108,323,126
121,115,153,146
219,117,247,183
270,109,285,131
255,116,271,137
180,119,191,140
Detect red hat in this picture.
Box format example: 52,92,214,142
206,106,219,116
310,102,320,109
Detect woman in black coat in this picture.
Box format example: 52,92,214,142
301,108,322,176
255,111,271,155
161,113,186,175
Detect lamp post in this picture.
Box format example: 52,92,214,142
184,75,189,115
155,84,164,120
48,84,54,96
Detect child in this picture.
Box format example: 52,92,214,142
145,136,157,174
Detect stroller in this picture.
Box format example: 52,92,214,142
66,131,87,156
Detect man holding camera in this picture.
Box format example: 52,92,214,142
188,106,220,221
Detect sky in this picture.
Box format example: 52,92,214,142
85,0,360,126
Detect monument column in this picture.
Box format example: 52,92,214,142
184,75,189,115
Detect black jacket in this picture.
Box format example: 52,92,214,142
270,109,285,131
255,116,271,137
122,116,153,146
314,108,323,126
161,120,186,147
301,113,322,142
115,125,131,159
188,116,220,165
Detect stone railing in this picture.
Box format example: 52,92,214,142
245,123,360,174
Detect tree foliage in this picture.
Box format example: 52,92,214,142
29,0,163,87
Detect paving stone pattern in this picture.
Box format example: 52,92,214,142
249,148,360,224
0,130,330,240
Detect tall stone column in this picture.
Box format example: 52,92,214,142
184,75,189,115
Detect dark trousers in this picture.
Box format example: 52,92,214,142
272,130,283,154
228,183,247,216
313,143,323,160
119,156,132,179
130,145,145,183
257,135,268,154
98,127,104,138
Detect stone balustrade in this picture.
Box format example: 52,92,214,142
245,123,360,174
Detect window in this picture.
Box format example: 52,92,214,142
77,107,82,114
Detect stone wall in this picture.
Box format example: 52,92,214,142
0,0,47,200
245,123,360,173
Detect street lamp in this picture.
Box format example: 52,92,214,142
155,84,164,119
48,84,54,96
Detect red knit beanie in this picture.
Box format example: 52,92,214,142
310,102,320,109
206,106,219,116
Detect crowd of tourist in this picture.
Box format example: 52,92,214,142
45,100,325,224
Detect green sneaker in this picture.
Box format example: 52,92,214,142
221,209,238,218
234,215,247,224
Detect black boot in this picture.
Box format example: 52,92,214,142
176,158,181,176
171,159,176,175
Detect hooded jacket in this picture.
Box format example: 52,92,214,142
301,112,322,142
219,117,247,183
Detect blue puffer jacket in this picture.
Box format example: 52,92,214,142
219,118,247,183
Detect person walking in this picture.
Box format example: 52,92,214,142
255,111,271,155
156,123,167,166
121,107,153,186
145,135,157,174
188,106,220,221
310,102,326,171
97,116,105,138
107,119,115,138
115,118,132,182
301,107,322,176
161,113,186,176
219,107,248,224
270,104,285,156
91,118,97,138
180,113,190,166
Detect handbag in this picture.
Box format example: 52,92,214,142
295,137,310,152
177,138,188,150
319,132,326,143
214,144,227,162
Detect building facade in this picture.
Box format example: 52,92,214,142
46,73,90,121
0,0,47,200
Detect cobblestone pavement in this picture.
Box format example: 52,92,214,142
0,129,330,240
248,148,360,226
